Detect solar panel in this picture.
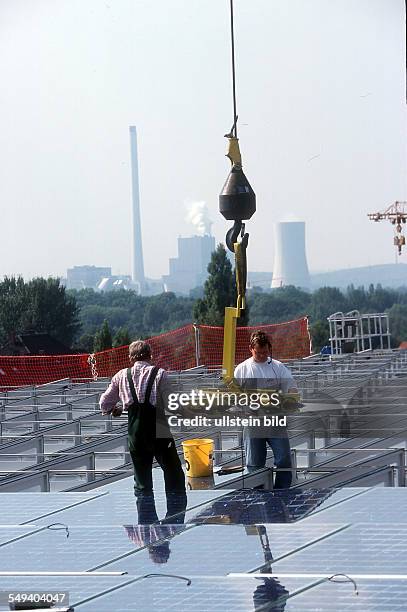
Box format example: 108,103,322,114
302,487,407,523
73,576,315,612
0,526,146,573
272,524,407,574
100,523,347,575
0,492,105,525
0,527,38,546
0,482,406,610
284,578,407,611
1,574,406,611
0,576,132,611
28,489,231,528
0,522,345,575
187,489,339,524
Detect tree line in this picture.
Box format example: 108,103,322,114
1,245,407,355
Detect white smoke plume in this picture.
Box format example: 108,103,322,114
185,201,213,236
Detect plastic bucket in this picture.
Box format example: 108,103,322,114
182,438,214,477
187,475,215,490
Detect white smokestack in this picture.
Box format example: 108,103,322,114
129,126,146,291
185,201,212,236
271,221,311,289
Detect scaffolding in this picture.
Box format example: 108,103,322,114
328,310,391,355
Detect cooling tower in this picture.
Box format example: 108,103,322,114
129,126,146,291
271,221,310,289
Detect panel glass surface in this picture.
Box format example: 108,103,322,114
102,523,345,575
74,576,316,612
284,578,407,611
186,488,359,524
0,523,341,574
0,492,105,525
302,487,407,523
0,526,165,572
272,523,407,574
0,576,131,612
0,527,38,546
31,489,232,527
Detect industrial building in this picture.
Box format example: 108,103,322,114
163,234,216,294
66,265,112,290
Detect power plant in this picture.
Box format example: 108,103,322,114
271,221,311,289
162,234,216,294
66,265,112,290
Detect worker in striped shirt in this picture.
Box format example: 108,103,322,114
99,340,186,523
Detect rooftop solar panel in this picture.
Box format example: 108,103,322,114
0,526,190,573
1,574,406,612
100,523,345,576
0,492,107,525
73,576,315,612
28,489,232,527
0,527,38,546
283,578,407,611
0,575,319,611
0,576,132,612
302,487,407,523
186,488,359,524
272,524,407,575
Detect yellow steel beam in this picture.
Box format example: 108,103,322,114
222,305,240,382
222,241,248,381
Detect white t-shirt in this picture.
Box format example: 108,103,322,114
234,357,296,393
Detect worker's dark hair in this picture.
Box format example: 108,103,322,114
148,542,171,564
249,330,272,351
129,340,152,361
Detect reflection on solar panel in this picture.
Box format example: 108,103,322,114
188,489,337,524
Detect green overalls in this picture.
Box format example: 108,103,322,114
126,365,186,522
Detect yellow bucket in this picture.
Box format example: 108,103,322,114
182,438,214,477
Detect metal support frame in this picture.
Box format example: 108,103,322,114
328,310,391,356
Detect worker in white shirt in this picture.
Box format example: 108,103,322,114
234,330,297,488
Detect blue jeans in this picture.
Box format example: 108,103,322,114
244,432,293,489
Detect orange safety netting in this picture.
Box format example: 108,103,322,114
198,317,311,366
0,318,310,389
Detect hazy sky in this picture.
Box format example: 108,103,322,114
1,0,406,279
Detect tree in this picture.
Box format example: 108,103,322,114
346,285,368,312
310,319,330,352
73,333,95,353
0,277,30,344
142,293,178,333
249,286,311,325
388,304,407,346
113,327,131,348
93,319,112,352
193,244,235,326
310,287,348,321
26,278,79,345
0,276,79,348
71,288,195,339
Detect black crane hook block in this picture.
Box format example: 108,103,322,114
219,166,256,223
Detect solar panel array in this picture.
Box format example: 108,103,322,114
0,350,406,608
0,487,406,610
0,348,407,492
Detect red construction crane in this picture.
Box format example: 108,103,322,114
368,201,407,255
